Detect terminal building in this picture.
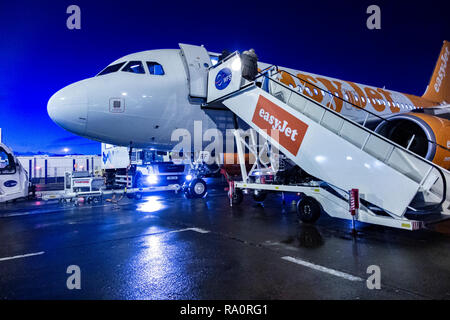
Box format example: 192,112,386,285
17,155,102,185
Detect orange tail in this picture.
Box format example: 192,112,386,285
422,40,450,104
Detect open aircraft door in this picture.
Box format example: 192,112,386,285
179,43,211,98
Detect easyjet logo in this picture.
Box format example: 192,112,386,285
434,46,449,93
252,95,308,156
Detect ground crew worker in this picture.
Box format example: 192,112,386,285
241,48,258,81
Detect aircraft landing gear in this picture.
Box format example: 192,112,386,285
184,178,207,199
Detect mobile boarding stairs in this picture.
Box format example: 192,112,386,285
205,52,450,231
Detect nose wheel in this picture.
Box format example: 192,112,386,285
184,178,207,199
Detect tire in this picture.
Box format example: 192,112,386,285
230,188,244,205
296,197,321,223
252,190,267,202
189,179,207,198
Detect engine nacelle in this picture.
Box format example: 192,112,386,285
374,113,450,169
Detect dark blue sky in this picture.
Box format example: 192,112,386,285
0,0,448,154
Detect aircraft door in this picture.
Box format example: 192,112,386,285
179,43,211,98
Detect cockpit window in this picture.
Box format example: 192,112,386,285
146,62,165,75
122,61,145,74
97,62,126,76
0,147,16,175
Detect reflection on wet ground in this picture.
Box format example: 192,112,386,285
1,182,450,299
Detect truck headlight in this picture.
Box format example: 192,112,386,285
146,174,158,185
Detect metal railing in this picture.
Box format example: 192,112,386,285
258,71,448,210
271,68,450,155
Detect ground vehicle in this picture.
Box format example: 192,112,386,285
209,53,450,231
101,143,189,190
0,142,29,203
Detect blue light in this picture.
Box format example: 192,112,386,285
146,174,158,184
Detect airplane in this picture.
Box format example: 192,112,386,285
47,41,450,177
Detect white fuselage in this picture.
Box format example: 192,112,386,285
48,49,236,149
47,47,434,150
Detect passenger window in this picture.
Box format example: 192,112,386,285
0,148,16,174
97,62,126,76
147,62,165,75
122,61,145,74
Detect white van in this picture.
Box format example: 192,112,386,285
0,143,29,202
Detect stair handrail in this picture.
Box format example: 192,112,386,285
257,72,448,210
272,68,450,154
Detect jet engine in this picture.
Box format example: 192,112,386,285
374,113,450,169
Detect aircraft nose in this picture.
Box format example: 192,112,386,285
47,82,88,136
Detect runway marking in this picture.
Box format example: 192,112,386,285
0,251,45,262
168,227,210,234
281,256,363,282
186,227,210,234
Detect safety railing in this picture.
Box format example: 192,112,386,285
259,71,448,209
273,68,450,156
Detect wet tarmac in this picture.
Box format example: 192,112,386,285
1,181,450,300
